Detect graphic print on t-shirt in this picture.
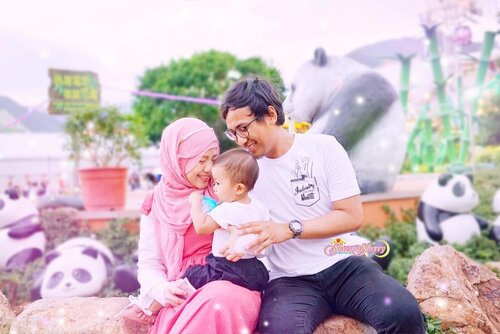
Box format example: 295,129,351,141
290,156,320,207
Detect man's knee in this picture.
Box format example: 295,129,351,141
375,295,425,333
258,309,310,334
258,296,330,334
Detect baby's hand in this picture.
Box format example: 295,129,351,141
188,192,202,206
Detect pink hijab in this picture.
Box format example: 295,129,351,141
141,118,219,281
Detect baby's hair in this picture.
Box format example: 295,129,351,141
214,149,259,191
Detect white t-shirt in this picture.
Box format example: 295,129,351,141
208,198,270,259
252,133,365,280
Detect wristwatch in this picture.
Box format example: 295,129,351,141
289,220,304,239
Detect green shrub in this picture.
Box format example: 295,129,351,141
476,93,500,146
96,219,138,263
359,223,383,241
452,234,500,263
40,208,91,251
424,315,457,334
472,167,500,222
0,258,45,313
476,145,500,166
387,256,415,286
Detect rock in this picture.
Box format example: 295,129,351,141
0,292,16,334
407,245,500,334
9,297,149,334
313,315,376,334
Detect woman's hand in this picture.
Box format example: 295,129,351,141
163,279,188,306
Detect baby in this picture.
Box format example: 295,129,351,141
186,148,270,292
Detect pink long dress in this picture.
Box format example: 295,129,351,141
149,224,262,334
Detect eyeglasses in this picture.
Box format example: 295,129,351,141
224,117,259,142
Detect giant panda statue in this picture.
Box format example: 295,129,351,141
416,173,490,245
0,191,46,270
40,237,115,299
283,48,407,194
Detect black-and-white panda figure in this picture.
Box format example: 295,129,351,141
283,48,407,194
491,189,500,243
40,237,114,299
416,173,489,245
113,251,140,293
0,192,45,270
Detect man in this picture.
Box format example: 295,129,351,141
220,77,425,334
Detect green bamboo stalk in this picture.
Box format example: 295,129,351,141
421,105,435,171
459,31,497,163
396,53,415,115
470,31,497,117
456,76,470,164
456,77,465,130
406,107,425,170
423,24,455,164
483,73,499,94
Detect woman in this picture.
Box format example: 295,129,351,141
131,118,261,333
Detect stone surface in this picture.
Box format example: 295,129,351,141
0,292,16,334
407,245,500,334
9,297,149,334
313,315,376,334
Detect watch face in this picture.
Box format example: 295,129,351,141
290,221,302,232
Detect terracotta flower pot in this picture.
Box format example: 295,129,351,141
79,167,127,211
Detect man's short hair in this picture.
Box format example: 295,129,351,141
220,77,285,125
214,148,259,191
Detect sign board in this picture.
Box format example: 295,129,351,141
48,69,101,114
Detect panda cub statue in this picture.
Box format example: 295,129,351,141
416,173,489,245
0,192,45,270
40,237,115,299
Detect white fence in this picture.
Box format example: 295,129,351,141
0,133,159,193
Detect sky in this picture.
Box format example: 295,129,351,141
0,0,497,109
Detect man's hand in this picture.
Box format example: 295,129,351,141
219,225,245,262
237,220,293,255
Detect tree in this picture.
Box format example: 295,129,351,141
133,50,285,151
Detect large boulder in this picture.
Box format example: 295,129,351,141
314,315,375,334
0,292,15,334
407,245,500,333
10,297,149,334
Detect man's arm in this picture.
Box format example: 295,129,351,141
189,193,220,235
299,194,363,238
231,194,363,257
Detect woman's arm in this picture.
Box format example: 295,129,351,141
137,214,170,307
137,214,188,308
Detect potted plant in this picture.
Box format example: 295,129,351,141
64,106,147,210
